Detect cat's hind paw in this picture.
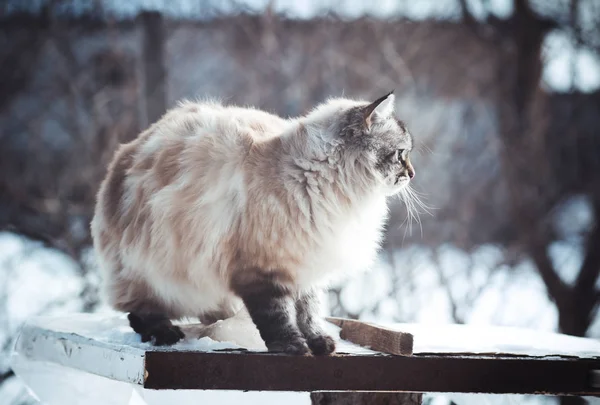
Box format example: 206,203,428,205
128,313,185,346
145,324,185,346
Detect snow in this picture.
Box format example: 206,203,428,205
133,387,309,405
19,313,246,353
0,376,35,405
14,312,600,372
0,233,84,328
465,260,559,331
341,244,560,334
388,322,600,357
13,312,373,359
548,241,583,286
553,195,594,239
543,30,600,93
11,358,311,405
0,232,85,384
339,262,393,315
7,314,343,405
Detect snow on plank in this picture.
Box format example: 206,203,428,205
11,313,600,396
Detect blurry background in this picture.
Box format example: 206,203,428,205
0,0,599,404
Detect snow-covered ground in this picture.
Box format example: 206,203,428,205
337,243,573,333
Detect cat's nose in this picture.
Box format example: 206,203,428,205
408,169,415,179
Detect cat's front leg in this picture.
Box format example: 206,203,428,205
296,289,336,355
231,271,309,355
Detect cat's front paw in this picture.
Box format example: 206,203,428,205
267,338,309,355
307,334,336,355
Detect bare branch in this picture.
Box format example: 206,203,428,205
575,203,600,297
0,369,14,385
458,0,477,26
529,241,567,306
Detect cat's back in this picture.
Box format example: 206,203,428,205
136,100,287,151
91,100,290,315
173,100,287,140
92,102,287,272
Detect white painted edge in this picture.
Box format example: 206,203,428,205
13,323,146,385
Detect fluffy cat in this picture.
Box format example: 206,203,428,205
91,91,415,355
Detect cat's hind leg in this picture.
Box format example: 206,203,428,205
108,276,185,345
128,312,185,346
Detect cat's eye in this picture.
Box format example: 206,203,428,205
387,149,405,162
392,149,404,162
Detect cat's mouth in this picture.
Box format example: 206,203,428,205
383,174,410,196
394,174,410,185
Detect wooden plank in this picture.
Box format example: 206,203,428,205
143,351,600,395
326,317,413,356
592,370,600,388
15,323,146,385
14,315,600,397
310,392,423,405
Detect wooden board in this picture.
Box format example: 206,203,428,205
326,317,413,355
12,314,600,397
310,392,423,405
142,350,600,395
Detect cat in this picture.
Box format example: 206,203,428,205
90,91,415,355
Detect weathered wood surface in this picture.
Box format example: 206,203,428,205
310,392,423,405
143,350,600,395
326,317,413,355
12,314,600,396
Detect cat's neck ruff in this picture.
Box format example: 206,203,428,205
275,118,384,212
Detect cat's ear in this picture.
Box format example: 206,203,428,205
363,91,395,129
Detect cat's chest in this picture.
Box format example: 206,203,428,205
298,197,389,287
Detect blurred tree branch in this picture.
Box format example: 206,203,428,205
490,0,600,351
0,10,47,113
457,0,477,27
140,11,167,126
0,370,14,385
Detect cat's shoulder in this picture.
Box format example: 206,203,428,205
219,104,289,141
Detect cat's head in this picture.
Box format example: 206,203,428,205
314,92,415,196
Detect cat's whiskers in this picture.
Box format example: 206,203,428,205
398,183,434,239
406,184,434,216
